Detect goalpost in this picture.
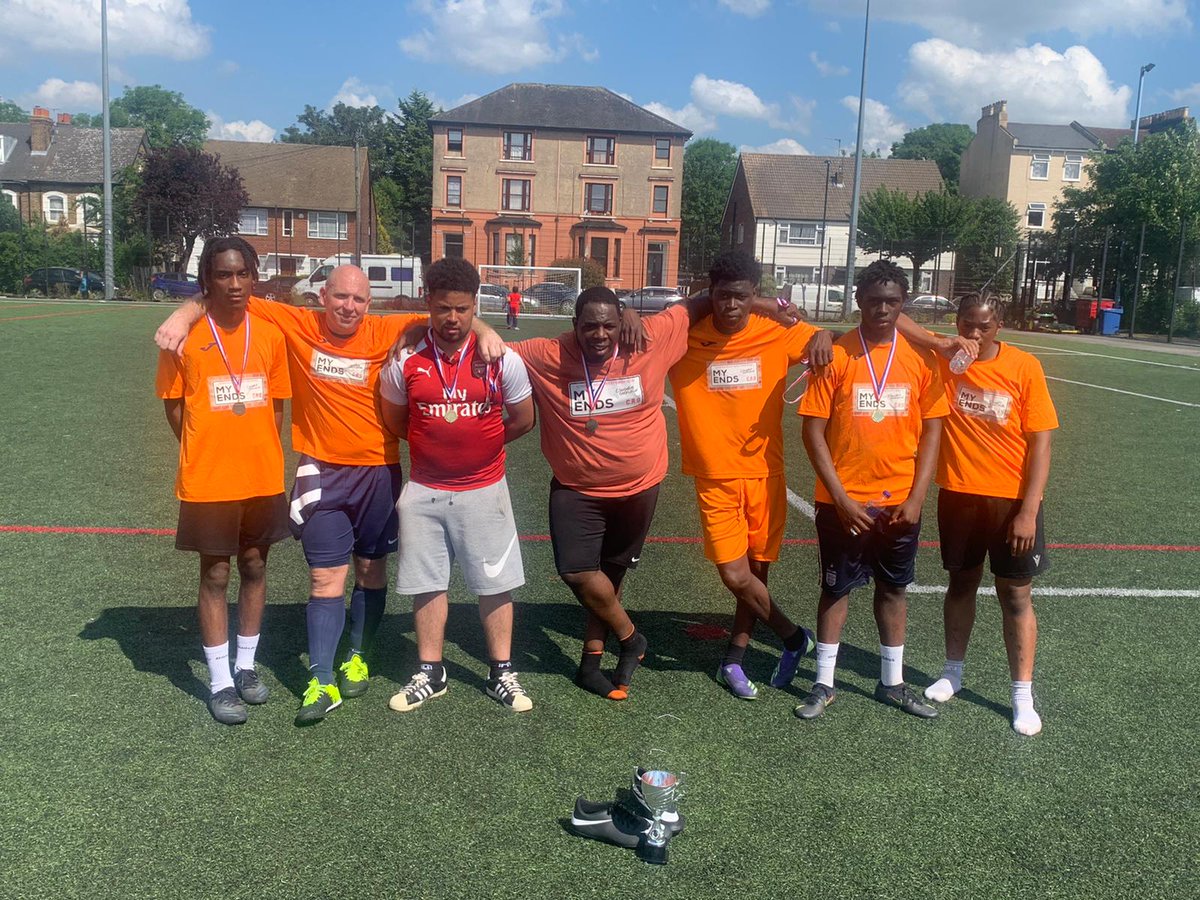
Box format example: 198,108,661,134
477,265,583,317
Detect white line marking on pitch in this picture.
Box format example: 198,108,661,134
1045,376,1200,408
908,585,1200,599
786,487,817,521
1004,339,1200,372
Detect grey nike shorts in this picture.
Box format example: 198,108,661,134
395,477,525,596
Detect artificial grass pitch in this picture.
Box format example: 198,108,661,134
0,301,1197,899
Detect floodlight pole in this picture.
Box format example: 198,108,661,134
1132,63,1155,146
101,0,114,300
843,0,871,317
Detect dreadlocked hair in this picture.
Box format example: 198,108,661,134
197,236,260,296
854,259,909,299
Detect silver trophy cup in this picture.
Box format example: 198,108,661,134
637,769,683,865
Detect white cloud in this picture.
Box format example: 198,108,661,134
841,96,907,156
429,92,481,113
813,0,1189,46
739,138,810,155
810,51,849,78
24,78,102,111
642,101,717,136
1170,83,1200,104
718,0,771,16
0,0,209,62
899,39,1130,126
331,77,379,109
400,0,595,73
207,112,276,143
691,74,778,122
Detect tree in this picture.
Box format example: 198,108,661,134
109,85,210,148
280,102,395,175
954,197,1022,295
0,201,21,234
890,123,974,191
135,146,248,268
0,100,27,123
681,139,738,277
1055,123,1200,331
857,186,966,289
550,256,606,290
389,91,438,261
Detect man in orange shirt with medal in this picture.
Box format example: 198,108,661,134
156,237,292,724
796,260,948,720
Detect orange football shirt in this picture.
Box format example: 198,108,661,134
512,305,690,497
247,299,423,465
670,315,818,478
798,329,948,506
156,315,291,502
935,342,1059,499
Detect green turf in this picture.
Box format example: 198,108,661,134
1,300,1198,899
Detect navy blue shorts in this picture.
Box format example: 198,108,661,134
814,501,922,598
289,455,403,569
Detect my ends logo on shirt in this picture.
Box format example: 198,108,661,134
311,350,369,385
207,374,267,411
568,375,644,417
852,384,910,417
955,385,1013,424
707,358,762,391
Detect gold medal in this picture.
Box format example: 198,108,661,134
445,407,458,423
871,407,886,423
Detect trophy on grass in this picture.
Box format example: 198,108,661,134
636,763,685,865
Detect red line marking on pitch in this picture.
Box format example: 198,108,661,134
0,307,135,323
1,525,1197,553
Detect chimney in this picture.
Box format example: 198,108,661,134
30,106,51,154
56,113,72,126
980,100,1008,129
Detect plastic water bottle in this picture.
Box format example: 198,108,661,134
865,490,893,520
949,349,973,375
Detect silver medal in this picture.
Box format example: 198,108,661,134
871,407,886,423
232,402,247,416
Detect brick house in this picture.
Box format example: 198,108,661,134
202,139,374,278
428,83,691,291
0,107,146,229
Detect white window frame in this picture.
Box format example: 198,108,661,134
1027,203,1047,229
43,191,68,224
239,207,269,236
3,189,19,210
1063,154,1083,182
777,221,823,246
1030,153,1050,181
281,210,294,237
308,210,348,240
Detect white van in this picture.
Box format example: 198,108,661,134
292,254,423,305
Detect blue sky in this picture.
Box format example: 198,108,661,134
2,0,1198,154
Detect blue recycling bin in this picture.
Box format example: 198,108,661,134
1099,306,1123,335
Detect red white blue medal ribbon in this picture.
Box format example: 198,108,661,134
578,341,618,434
206,313,250,414
429,329,474,422
857,326,896,422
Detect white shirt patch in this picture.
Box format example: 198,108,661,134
310,349,369,385
706,358,762,391
853,383,910,417
955,385,1013,424
207,374,267,411
568,375,644,417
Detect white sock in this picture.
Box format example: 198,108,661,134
203,642,234,693
925,658,965,702
1011,680,1042,736
814,642,839,688
235,633,260,673
879,644,904,687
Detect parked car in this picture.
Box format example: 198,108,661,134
476,283,510,312
625,286,686,314
150,271,201,301
23,267,107,297
906,294,956,315
525,281,579,314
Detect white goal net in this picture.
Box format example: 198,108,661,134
477,265,583,317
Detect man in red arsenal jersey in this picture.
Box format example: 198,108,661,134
380,258,536,712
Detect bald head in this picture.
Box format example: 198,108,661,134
321,264,372,336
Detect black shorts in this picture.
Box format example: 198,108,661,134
548,479,660,576
814,502,922,598
176,494,290,557
938,489,1048,580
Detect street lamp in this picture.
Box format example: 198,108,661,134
1132,62,1155,145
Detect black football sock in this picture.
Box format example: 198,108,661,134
489,659,512,680
721,643,747,668
783,626,808,653
614,629,648,689
575,650,624,699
